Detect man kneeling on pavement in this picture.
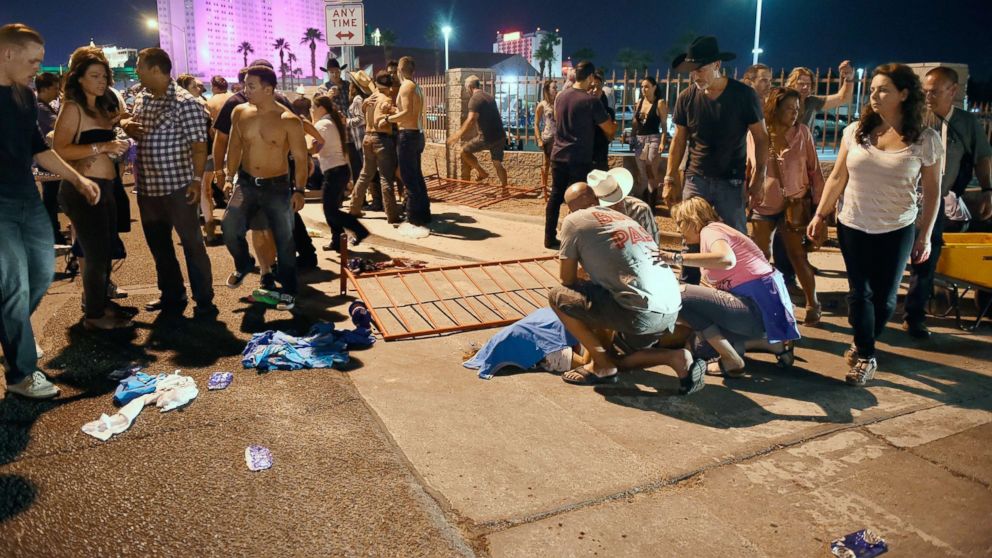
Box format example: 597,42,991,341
548,180,706,394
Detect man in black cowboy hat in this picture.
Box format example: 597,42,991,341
664,35,768,284
317,56,350,117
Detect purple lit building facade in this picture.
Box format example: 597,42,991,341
156,0,329,81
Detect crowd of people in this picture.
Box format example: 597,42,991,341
1,23,990,399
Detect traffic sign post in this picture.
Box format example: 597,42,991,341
325,3,365,47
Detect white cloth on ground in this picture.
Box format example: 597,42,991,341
80,373,198,441
81,397,147,441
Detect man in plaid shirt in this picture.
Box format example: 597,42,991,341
122,48,217,318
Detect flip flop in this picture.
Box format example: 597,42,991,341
562,366,619,386
706,359,746,378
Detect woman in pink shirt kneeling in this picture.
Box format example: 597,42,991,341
657,198,801,376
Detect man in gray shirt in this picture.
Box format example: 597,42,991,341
549,183,698,390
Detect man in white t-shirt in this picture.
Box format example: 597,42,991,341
549,182,684,386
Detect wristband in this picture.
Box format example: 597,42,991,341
673,252,684,266
92,144,100,155
294,189,305,194
663,176,675,184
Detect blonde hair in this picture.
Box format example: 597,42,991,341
671,197,721,232
785,67,815,89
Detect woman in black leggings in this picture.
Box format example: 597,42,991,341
53,47,132,330
311,96,369,252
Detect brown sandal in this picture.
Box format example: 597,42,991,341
804,304,822,326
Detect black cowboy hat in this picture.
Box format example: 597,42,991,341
671,36,736,73
319,56,348,72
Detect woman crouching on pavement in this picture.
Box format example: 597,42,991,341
657,197,801,376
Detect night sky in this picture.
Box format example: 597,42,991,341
4,0,990,78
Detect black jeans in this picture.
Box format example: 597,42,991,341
138,188,215,306
42,180,66,244
546,161,593,243
59,178,116,318
904,198,946,325
398,130,432,226
838,222,915,358
322,164,368,245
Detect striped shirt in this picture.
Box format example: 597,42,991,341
838,123,942,234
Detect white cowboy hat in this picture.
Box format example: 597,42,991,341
587,168,634,206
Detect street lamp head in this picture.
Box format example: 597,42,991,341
442,25,452,38
145,18,159,30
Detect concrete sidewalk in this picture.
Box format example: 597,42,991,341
300,201,992,556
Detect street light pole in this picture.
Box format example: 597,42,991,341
442,25,452,71
751,0,763,64
855,67,865,117
146,18,188,76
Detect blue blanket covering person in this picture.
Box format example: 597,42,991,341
463,307,578,380
242,322,374,372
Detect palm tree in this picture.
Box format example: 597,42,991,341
534,32,561,81
425,23,441,75
379,29,397,61
300,27,324,85
616,48,652,73
287,52,298,87
571,47,596,63
237,41,254,68
272,38,291,89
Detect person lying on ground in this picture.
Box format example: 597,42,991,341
548,182,704,394
656,197,801,377
462,307,589,379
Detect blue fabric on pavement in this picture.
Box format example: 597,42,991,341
113,372,162,406
242,322,374,372
463,307,577,380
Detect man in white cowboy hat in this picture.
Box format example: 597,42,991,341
587,167,658,243
665,35,768,284
548,182,700,392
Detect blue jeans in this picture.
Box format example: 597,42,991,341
222,177,298,295
0,195,54,384
682,175,747,284
397,130,432,226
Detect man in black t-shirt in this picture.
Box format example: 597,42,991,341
447,75,508,189
0,24,100,399
665,36,768,284
543,61,617,249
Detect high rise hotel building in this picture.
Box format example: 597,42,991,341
155,0,329,79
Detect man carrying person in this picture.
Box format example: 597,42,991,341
221,65,308,311
903,66,992,338
377,56,431,227
350,70,401,223
212,60,320,285
0,23,101,398
665,36,768,284
548,183,701,393
544,60,617,249
447,75,509,191
122,48,217,318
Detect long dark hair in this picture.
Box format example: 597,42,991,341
313,95,348,151
636,76,660,124
856,63,924,146
63,46,119,119
542,79,556,104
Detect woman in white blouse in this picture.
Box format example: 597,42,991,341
807,64,941,386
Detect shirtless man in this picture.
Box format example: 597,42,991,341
221,65,308,311
378,56,431,226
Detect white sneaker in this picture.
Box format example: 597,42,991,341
6,371,59,399
275,293,296,311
